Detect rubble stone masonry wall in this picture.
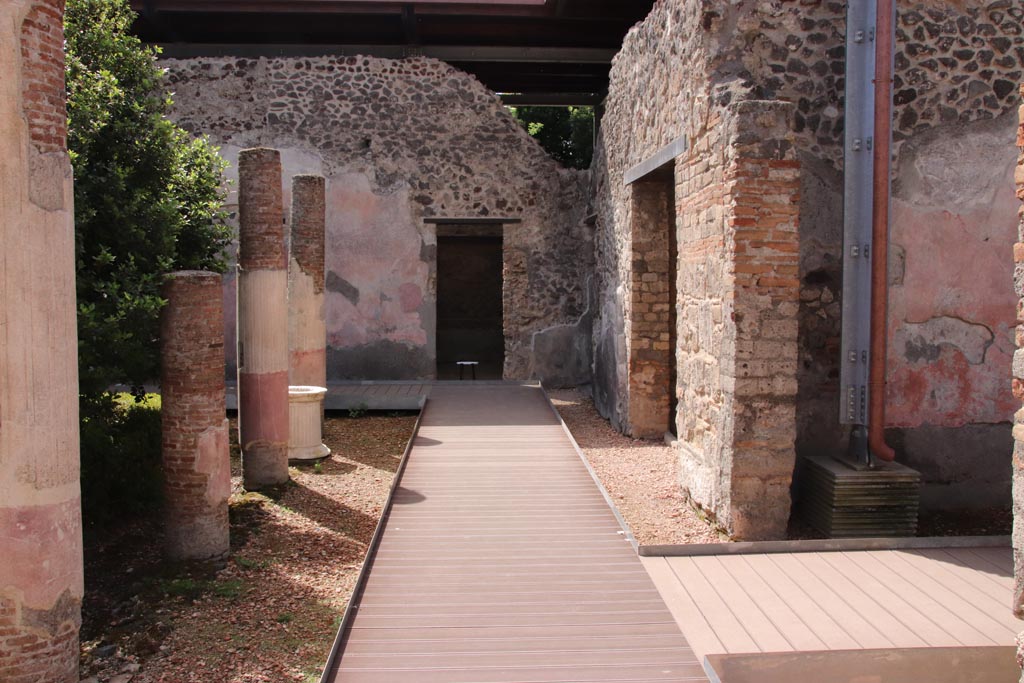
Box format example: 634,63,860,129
594,0,801,538
162,56,593,386
597,0,1024,530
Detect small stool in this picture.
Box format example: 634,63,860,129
456,361,478,380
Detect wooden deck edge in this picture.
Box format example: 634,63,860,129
316,398,428,683
539,386,639,552
638,534,1012,557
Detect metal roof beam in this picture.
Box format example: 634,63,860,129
155,42,617,63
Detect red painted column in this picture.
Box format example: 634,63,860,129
237,148,290,488
161,271,231,559
1,1,83,681
288,174,328,388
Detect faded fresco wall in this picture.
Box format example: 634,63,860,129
162,56,593,386
597,0,1024,521
738,0,1024,508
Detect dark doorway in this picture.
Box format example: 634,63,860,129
627,166,678,439
436,235,504,380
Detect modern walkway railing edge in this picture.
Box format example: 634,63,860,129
539,386,640,552
317,395,428,683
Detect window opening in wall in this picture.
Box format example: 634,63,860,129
436,232,505,380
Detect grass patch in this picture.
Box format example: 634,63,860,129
154,577,246,602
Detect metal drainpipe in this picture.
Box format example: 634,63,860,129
868,0,897,462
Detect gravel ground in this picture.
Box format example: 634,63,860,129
549,389,724,546
80,412,417,683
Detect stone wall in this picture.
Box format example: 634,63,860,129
743,0,1023,507
594,0,801,538
162,56,592,386
596,0,1024,532
1,0,82,680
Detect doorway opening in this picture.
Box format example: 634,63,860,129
627,165,678,438
436,230,505,380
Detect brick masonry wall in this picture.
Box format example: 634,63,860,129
19,0,65,154
628,180,675,439
598,0,1024,520
238,148,287,271
160,271,230,560
291,175,326,294
162,56,593,386
595,0,801,538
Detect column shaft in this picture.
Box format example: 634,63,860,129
0,1,82,680
237,148,289,488
288,174,328,388
161,271,230,560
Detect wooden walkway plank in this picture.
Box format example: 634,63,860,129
886,550,1015,625
839,550,989,646
689,556,793,652
325,384,705,683
664,556,761,653
964,546,1014,575
863,550,1011,645
640,557,725,664
764,553,893,650
911,548,1013,600
709,555,826,652
729,554,859,650
803,552,931,648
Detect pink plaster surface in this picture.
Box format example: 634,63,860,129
197,420,231,507
238,371,289,446
289,348,326,387
0,498,83,609
887,201,1016,427
324,173,429,350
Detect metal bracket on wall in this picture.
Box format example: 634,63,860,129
839,0,877,426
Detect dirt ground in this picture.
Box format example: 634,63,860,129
79,411,417,683
549,389,724,546
79,388,1010,682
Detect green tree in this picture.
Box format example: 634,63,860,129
66,0,231,397
66,0,232,524
509,106,594,170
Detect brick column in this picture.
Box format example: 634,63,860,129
1012,84,1024,680
161,272,231,559
675,100,800,540
1,1,82,681
237,148,290,488
288,174,328,388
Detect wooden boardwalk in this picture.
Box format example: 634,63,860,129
643,545,1019,666
324,383,706,683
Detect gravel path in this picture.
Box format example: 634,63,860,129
549,389,723,546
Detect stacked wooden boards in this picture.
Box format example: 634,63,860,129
797,456,921,538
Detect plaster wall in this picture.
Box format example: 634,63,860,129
162,56,593,386
0,0,82,679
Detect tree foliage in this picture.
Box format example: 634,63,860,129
66,0,232,396
509,106,595,170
